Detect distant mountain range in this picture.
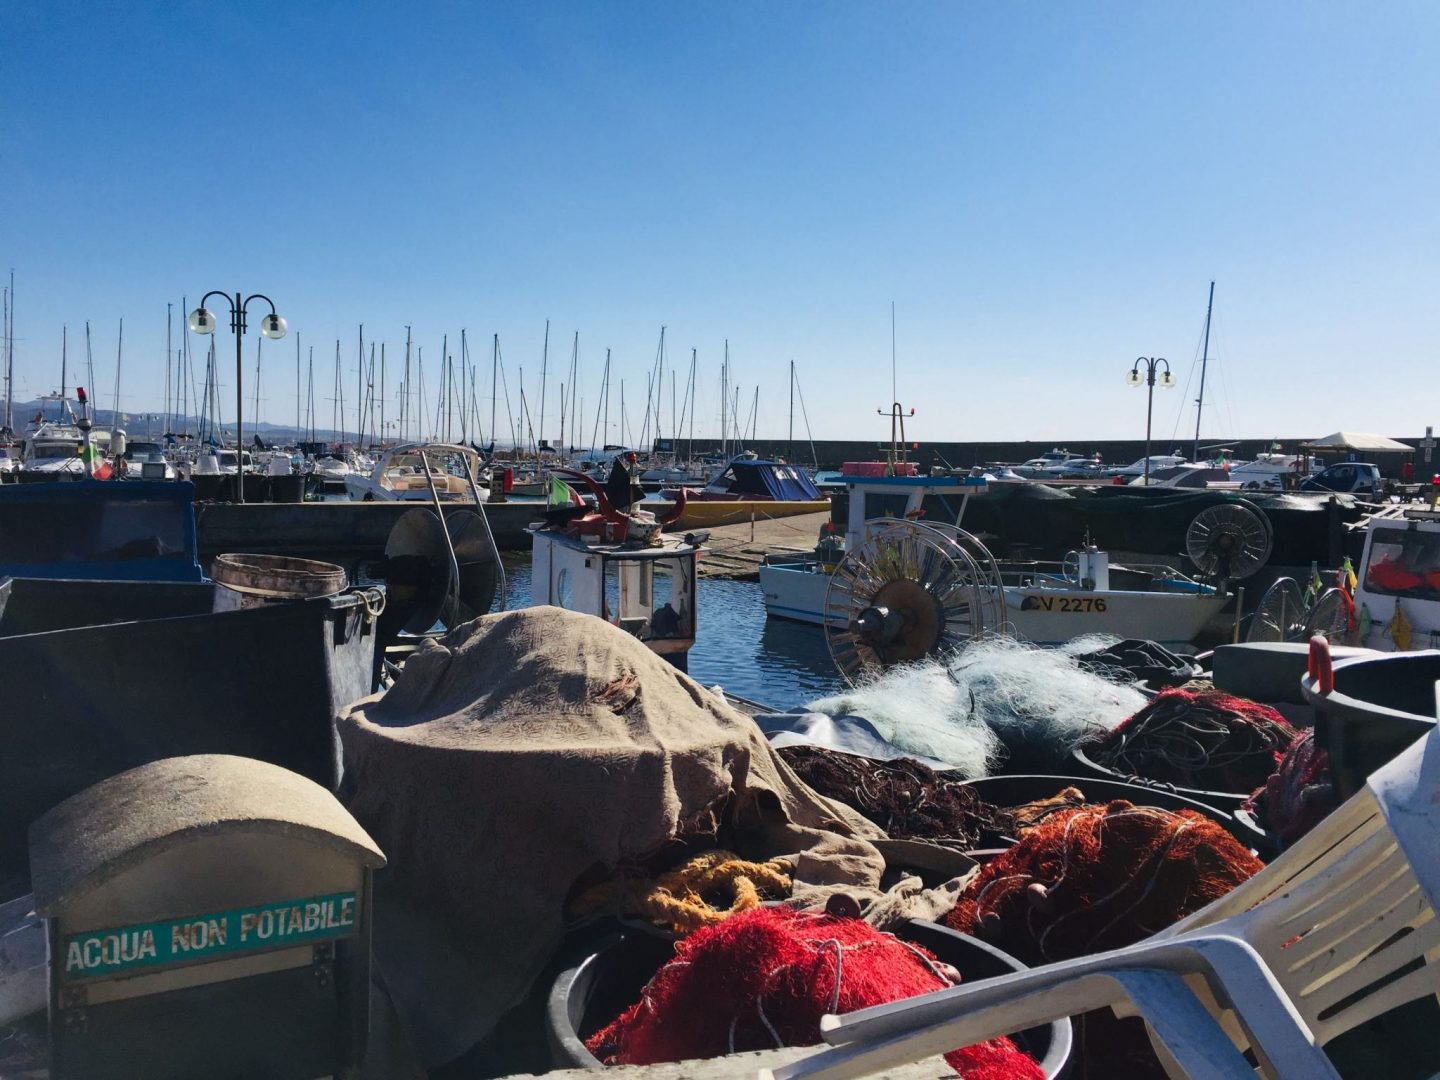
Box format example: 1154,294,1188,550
5,397,350,443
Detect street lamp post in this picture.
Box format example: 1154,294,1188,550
188,292,287,503
1126,356,1176,485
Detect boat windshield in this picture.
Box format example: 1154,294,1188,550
31,440,80,461
1363,527,1440,601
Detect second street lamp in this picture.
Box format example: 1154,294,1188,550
1126,357,1176,485
188,292,287,503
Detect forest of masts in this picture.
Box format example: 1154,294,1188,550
16,300,820,463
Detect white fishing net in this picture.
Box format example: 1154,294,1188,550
805,635,1145,777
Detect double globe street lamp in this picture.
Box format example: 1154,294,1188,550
188,292,288,503
1126,357,1176,485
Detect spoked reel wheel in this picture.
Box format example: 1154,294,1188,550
824,520,1007,686
1185,500,1273,588
1247,576,1307,643
1305,586,1356,645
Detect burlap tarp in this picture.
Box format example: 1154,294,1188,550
339,607,965,1065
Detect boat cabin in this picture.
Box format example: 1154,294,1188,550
1354,507,1440,651
694,458,821,501
530,527,701,670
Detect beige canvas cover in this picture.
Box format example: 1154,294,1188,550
338,606,962,1063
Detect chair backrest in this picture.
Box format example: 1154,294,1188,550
1164,725,1440,1044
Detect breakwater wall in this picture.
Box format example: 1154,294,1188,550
649,436,1428,473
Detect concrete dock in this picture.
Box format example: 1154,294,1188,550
694,510,831,580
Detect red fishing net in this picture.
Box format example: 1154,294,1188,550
1084,687,1297,793
1243,729,1336,846
586,906,1044,1078
946,799,1264,1077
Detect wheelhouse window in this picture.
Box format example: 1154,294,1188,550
602,555,696,642
1363,527,1440,601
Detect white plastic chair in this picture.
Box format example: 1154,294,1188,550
765,723,1440,1080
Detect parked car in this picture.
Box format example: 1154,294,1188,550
1301,462,1382,497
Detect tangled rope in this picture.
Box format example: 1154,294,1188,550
777,745,1014,845
567,850,793,935
1242,730,1337,846
586,906,1043,1077
1084,688,1297,793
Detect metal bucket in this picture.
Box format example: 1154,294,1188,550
212,553,347,612
960,773,1272,859
546,919,1072,1077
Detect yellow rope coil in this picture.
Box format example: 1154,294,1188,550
569,850,794,935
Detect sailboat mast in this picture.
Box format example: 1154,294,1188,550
788,360,795,462
567,331,579,452
721,340,728,460
490,334,499,450
3,270,13,433
253,336,261,433
112,318,124,432
539,320,549,450
306,345,315,443
687,348,697,464
163,304,172,436
402,327,412,443
1193,280,1215,460
356,325,364,446
295,333,301,442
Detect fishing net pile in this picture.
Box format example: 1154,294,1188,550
946,799,1264,1077
1242,730,1337,847
1071,637,1203,691
806,636,1144,776
776,745,1014,846
1082,688,1298,793
805,659,1001,777
338,607,965,1065
586,906,1044,1078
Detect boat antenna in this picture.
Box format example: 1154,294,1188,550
1194,280,1214,460
890,300,897,405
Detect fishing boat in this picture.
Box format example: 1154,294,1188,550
1350,504,1440,651
343,442,492,502
759,471,1255,652
528,479,701,670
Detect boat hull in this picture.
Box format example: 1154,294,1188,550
760,560,1228,648
671,499,830,530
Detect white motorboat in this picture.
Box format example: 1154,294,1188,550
21,421,90,475
759,472,1261,657
119,441,177,480
1128,463,1240,489
1230,452,1306,491
312,455,354,480
343,443,491,503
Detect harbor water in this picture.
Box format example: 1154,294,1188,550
500,557,839,709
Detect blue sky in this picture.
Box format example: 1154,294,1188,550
4,1,1437,446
